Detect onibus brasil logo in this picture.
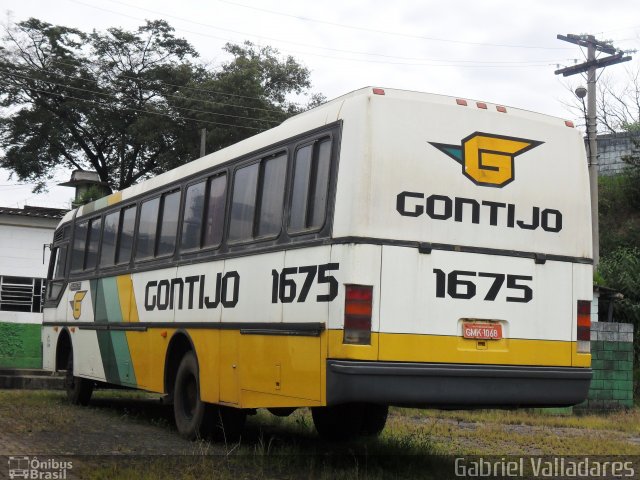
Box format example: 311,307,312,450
430,132,543,188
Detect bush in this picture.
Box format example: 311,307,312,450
598,247,640,326
598,247,640,369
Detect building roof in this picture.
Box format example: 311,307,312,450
0,205,68,219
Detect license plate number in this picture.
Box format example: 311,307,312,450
463,323,502,340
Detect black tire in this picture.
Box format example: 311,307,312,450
65,351,93,406
173,351,213,440
360,404,388,437
311,404,364,441
211,405,247,443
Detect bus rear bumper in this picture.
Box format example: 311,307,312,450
326,360,592,408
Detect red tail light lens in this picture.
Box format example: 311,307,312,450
344,285,373,345
577,300,591,353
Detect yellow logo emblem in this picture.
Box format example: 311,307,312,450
430,133,543,187
70,291,87,320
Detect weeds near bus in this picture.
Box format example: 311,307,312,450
2,391,640,479
598,137,640,388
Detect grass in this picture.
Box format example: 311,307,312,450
1,391,638,479
396,407,640,434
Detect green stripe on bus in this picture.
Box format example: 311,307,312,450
95,277,123,323
110,330,137,387
93,277,137,386
94,196,109,211
96,330,120,384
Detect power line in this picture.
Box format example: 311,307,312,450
213,0,572,51
71,0,573,65
0,68,282,125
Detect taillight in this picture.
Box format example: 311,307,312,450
577,300,591,353
344,285,373,345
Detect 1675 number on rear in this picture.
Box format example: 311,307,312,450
433,269,533,303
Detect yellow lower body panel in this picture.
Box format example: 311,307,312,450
125,327,589,410
125,328,175,393
328,330,590,368
125,327,328,409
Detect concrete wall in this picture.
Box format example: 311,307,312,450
594,133,636,176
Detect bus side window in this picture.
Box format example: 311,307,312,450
71,221,88,272
203,174,227,248
136,198,160,260
52,245,67,280
257,154,287,237
289,138,332,233
46,244,68,300
229,162,259,242
157,190,181,257
116,205,136,264
100,210,120,266
181,181,206,251
84,217,102,271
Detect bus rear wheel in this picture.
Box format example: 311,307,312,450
65,351,93,406
173,351,213,440
360,404,388,437
311,404,364,441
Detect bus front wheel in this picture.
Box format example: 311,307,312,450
65,352,93,406
173,351,213,440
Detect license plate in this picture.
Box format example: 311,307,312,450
462,322,503,340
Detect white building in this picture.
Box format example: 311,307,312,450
0,206,66,368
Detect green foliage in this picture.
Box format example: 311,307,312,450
598,128,640,366
76,185,109,206
0,19,320,192
599,172,640,255
598,247,640,326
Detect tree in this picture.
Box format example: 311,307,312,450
0,19,321,193
563,67,640,133
169,41,325,156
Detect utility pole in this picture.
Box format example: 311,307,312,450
200,128,207,158
555,34,632,267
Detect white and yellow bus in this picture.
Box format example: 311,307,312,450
43,87,593,440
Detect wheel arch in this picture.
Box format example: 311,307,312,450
164,329,197,396
55,328,73,372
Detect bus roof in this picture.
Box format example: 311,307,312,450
62,87,574,224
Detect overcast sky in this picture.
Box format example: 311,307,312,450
1,0,639,209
